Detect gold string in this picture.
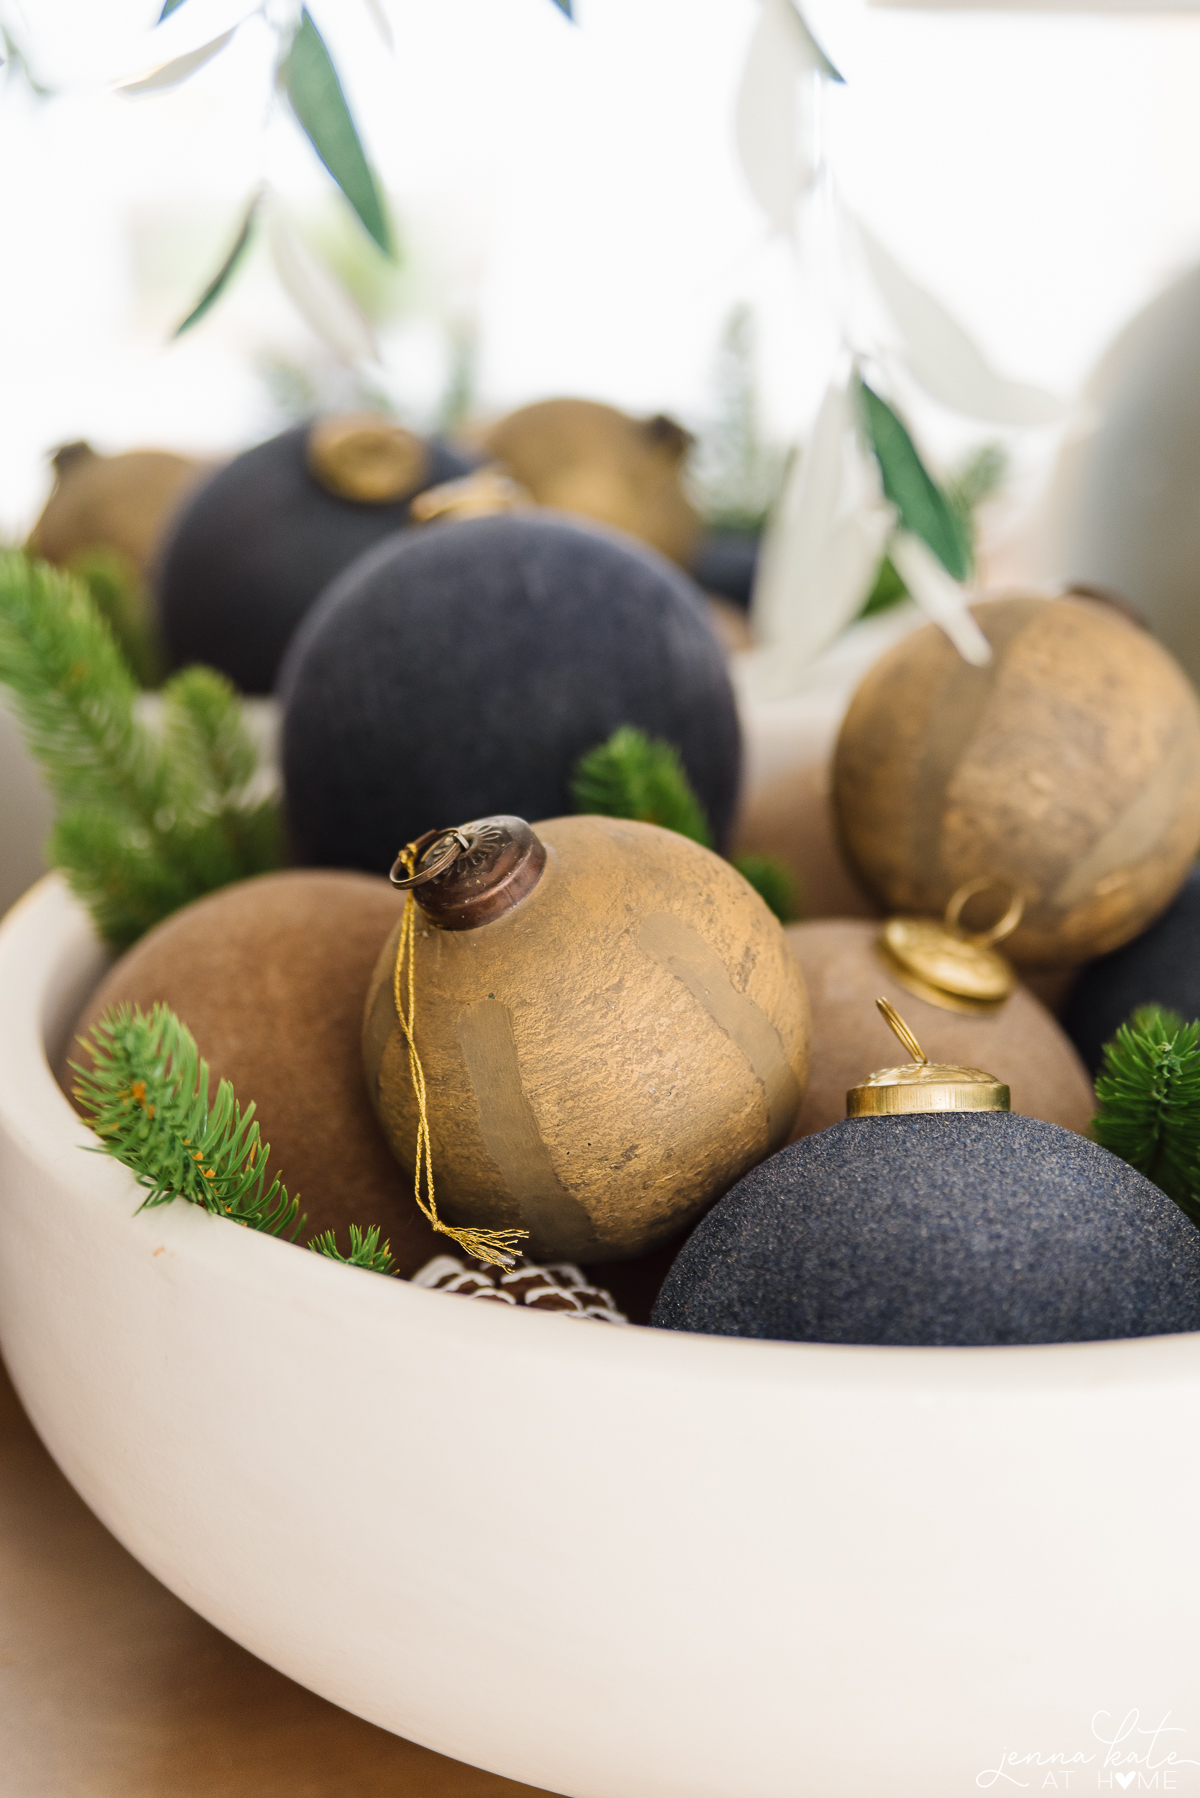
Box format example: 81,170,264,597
392,844,529,1270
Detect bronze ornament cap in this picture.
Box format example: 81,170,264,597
306,414,431,505
392,816,547,931
846,997,1011,1118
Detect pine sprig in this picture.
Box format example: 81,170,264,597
570,726,800,922
1093,1005,1200,1225
71,1003,304,1238
571,726,713,846
309,1224,396,1274
0,551,281,947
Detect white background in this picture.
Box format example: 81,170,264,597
4,0,1200,542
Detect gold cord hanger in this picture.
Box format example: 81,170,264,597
391,837,529,1269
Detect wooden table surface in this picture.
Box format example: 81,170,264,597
0,1358,554,1798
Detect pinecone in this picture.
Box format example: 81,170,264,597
411,1254,629,1323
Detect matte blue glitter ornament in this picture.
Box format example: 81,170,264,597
653,999,1200,1347
156,416,470,694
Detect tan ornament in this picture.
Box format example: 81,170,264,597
306,413,430,504
833,594,1200,967
784,917,1096,1142
477,398,701,567
27,440,214,580
363,814,811,1264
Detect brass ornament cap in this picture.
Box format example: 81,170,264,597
833,594,1200,968
363,815,812,1263
409,467,531,525
847,998,1010,1118
879,879,1022,1015
391,816,547,931
306,414,430,504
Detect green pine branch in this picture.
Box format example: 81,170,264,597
1093,1005,1200,1225
0,551,281,947
308,1224,396,1274
72,1003,304,1238
571,726,800,922
572,725,713,845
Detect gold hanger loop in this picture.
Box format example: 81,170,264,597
944,878,1025,949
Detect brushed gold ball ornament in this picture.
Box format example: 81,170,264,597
306,413,430,504
363,813,811,1263
833,595,1200,967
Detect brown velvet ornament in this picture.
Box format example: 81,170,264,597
27,441,215,581
784,919,1096,1142
833,595,1200,968
61,871,443,1275
478,398,701,567
364,815,811,1264
734,759,880,923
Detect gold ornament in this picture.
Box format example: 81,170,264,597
833,594,1200,967
363,814,811,1264
306,414,430,504
477,398,701,566
879,878,1023,1015
847,998,1010,1118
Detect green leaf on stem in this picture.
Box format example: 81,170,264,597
173,188,261,337
859,380,972,582
282,10,393,257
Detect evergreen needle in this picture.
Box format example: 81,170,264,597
308,1224,396,1274
72,1003,304,1238
1093,1005,1200,1225
571,726,800,922
0,552,281,947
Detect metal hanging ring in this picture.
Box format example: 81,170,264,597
389,828,471,890
944,877,1026,948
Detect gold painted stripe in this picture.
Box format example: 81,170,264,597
455,998,599,1259
908,599,1040,887
637,912,800,1149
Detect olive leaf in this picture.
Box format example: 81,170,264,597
173,188,261,337
858,380,972,582
282,9,393,258
788,1,843,84
158,0,188,17
550,0,574,15
118,28,236,96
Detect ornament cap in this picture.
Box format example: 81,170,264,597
390,815,546,931
879,878,1023,1015
307,413,430,504
847,997,1011,1117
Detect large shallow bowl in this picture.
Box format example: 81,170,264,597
2,878,1199,1798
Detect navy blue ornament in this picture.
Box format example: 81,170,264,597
652,1112,1200,1346
155,420,470,694
1064,867,1200,1076
279,512,741,874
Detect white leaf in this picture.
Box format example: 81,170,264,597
747,377,895,696
116,26,235,94
735,0,816,235
858,222,1066,428
360,0,394,49
889,530,992,666
268,206,379,368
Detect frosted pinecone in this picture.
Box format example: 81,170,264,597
412,1254,628,1324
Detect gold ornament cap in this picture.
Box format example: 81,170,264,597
306,413,430,504
409,466,532,524
847,998,1011,1118
879,879,1024,1016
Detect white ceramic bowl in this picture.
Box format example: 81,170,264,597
2,877,1200,1798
